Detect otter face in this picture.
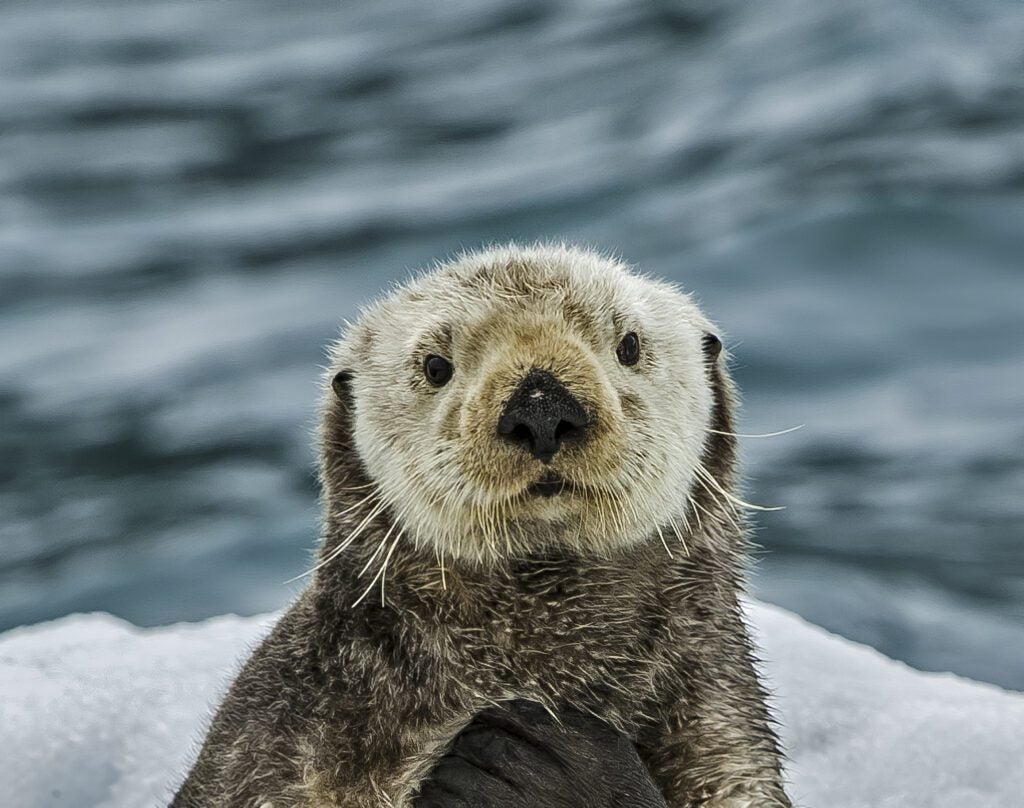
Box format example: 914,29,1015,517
327,245,724,562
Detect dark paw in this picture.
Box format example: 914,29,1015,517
415,701,667,808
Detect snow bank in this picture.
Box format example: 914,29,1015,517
1,603,1021,808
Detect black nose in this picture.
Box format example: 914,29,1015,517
497,369,590,463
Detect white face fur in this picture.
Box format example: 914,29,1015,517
328,245,721,563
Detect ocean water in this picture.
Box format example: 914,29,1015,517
1,0,1022,688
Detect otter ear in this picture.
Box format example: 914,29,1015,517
331,370,353,401
702,332,723,362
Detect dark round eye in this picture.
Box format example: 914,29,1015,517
424,355,453,386
616,332,641,366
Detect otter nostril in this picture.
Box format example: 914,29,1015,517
510,423,533,444
554,419,580,442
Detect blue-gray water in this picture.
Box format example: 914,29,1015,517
1,0,1022,689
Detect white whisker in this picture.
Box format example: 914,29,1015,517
667,515,690,557
351,527,403,608
434,540,447,591
692,468,743,534
707,425,803,439
356,519,399,578
687,492,705,533
655,523,674,559
697,462,785,512
284,497,387,583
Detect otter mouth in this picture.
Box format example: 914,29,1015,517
528,472,570,498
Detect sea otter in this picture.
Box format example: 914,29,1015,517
172,244,791,807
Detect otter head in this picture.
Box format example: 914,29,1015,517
321,245,735,563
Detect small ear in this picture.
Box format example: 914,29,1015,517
331,370,353,400
702,332,723,361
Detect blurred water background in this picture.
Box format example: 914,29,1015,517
1,0,1022,689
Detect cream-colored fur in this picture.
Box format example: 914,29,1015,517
329,243,718,564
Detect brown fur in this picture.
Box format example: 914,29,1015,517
172,245,791,807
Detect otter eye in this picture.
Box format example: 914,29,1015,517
616,332,641,366
424,355,453,386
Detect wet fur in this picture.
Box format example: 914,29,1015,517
172,245,791,807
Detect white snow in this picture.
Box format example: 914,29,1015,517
0,603,1021,808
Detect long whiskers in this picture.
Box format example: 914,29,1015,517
356,519,399,578
655,523,674,559
691,468,743,534
667,515,690,557
332,481,380,492
284,495,388,583
351,526,404,608
436,543,447,590
687,490,708,533
707,425,803,439
695,462,784,513
326,491,379,520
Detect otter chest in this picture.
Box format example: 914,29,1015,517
436,572,678,714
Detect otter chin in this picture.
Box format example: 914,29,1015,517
173,244,792,808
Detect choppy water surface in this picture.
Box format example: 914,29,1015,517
1,0,1022,688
